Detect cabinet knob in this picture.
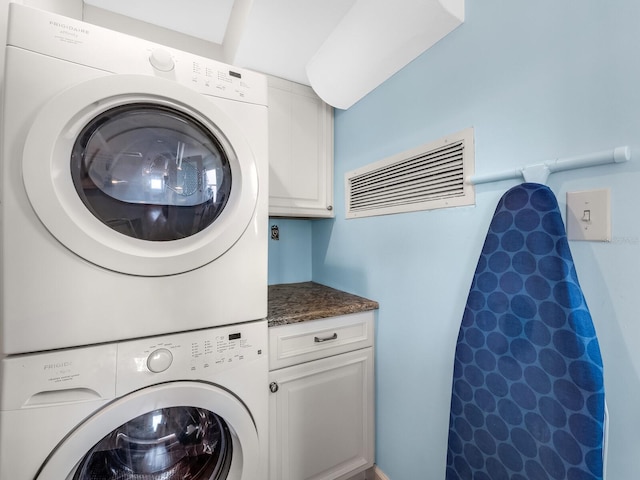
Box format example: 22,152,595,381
327,205,333,211
269,382,279,393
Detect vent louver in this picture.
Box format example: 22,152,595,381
345,128,474,218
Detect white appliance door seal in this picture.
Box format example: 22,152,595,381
23,74,259,276
36,381,260,480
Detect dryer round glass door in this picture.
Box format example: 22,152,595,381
36,382,260,480
22,74,260,276
71,103,233,242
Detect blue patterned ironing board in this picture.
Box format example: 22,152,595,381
446,183,606,480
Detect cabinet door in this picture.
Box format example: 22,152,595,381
269,348,374,480
267,76,334,218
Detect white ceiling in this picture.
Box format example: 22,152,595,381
232,0,357,87
84,0,236,45
82,0,464,110
83,0,355,86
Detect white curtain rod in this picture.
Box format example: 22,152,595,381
467,146,631,186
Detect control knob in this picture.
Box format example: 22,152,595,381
149,48,175,72
147,348,173,373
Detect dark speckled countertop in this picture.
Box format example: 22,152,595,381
268,282,379,327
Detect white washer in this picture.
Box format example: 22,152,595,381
0,5,268,354
0,320,268,479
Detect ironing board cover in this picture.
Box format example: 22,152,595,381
446,183,605,480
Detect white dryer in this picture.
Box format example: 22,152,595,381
0,320,268,479
0,5,268,354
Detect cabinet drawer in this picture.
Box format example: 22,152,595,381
269,311,374,370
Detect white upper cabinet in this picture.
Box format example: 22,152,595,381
267,75,334,218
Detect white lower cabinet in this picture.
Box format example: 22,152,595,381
268,312,375,480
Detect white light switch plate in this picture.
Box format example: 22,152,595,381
566,189,611,241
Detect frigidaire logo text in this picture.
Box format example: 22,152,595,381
49,21,89,35
44,361,72,370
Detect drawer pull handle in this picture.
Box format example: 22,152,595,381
314,333,338,343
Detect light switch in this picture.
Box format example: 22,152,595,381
566,189,611,242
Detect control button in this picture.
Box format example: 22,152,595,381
147,348,173,373
149,48,175,72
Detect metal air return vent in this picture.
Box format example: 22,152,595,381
345,128,475,218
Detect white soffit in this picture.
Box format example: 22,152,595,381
307,0,465,110
232,0,357,86
80,0,464,111
82,0,235,44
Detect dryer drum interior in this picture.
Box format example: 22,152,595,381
73,406,232,479
71,103,234,242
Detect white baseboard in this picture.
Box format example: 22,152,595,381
374,465,390,480
344,465,389,480
345,471,367,480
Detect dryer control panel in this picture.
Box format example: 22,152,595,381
6,3,267,106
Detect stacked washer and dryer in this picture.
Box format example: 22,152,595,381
0,4,269,479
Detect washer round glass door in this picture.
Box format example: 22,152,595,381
36,382,259,480
23,74,260,276
73,406,232,479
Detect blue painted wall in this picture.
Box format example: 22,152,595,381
267,218,312,285
273,1,640,478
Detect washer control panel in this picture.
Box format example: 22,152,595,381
116,320,267,393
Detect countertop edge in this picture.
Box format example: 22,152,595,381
267,282,379,327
